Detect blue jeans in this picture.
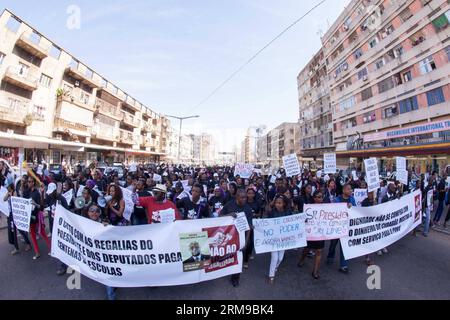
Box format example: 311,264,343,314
433,200,444,222
327,239,348,268
423,207,431,235
106,286,116,300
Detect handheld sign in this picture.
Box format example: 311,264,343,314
364,158,380,192
396,157,408,185
234,163,254,179
11,196,32,232
323,153,337,174
235,212,250,233
282,154,301,177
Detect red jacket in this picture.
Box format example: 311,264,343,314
138,196,181,224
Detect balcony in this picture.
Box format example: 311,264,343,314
65,66,99,89
15,32,49,59
57,88,95,111
122,99,140,112
95,99,122,121
2,66,39,91
54,117,90,137
92,123,118,142
121,112,140,128
0,94,30,125
119,129,135,145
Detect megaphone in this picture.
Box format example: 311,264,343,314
74,196,86,209
98,195,112,208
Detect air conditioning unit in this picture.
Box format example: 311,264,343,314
363,75,368,81
343,25,349,31
75,81,80,87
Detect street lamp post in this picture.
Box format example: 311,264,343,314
165,115,199,163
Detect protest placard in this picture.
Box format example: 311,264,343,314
253,213,307,254
180,232,211,272
354,189,368,207
76,185,85,197
304,203,349,241
323,153,337,174
0,187,9,217
62,189,73,206
234,212,250,233
51,205,245,287
396,157,408,185
120,187,134,221
282,154,301,177
11,196,32,232
341,190,422,260
427,189,434,211
152,208,176,224
364,158,380,192
234,163,254,179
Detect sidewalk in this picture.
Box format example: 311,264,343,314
0,215,6,230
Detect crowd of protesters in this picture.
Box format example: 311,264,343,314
1,159,449,299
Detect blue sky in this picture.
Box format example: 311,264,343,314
2,0,350,151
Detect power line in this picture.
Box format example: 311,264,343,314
187,0,327,116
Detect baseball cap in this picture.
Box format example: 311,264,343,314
46,183,57,195
152,184,168,194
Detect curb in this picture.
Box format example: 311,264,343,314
431,226,450,235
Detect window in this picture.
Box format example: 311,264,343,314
383,105,398,118
39,74,52,88
33,105,46,120
338,96,356,111
344,17,352,29
361,87,373,101
399,96,418,114
29,31,41,45
6,16,21,33
419,56,437,75
85,68,93,79
80,91,90,105
358,68,368,80
354,48,363,59
50,45,61,59
69,58,79,69
0,53,5,65
403,71,412,82
369,37,378,48
399,8,413,22
378,77,395,93
363,112,376,123
18,63,29,77
446,46,450,61
375,58,385,69
426,87,445,106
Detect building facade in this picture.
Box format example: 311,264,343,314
297,48,334,168
0,9,170,167
239,126,266,164
257,122,298,168
321,0,450,173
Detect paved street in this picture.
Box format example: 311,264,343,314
0,220,449,300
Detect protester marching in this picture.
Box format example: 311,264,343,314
0,156,449,300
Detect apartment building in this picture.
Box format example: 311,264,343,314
0,9,170,167
239,126,266,164
297,48,334,168
257,122,298,168
322,0,450,173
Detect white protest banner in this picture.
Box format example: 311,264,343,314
341,190,422,260
0,187,10,217
323,153,337,174
253,213,307,254
354,189,368,207
77,185,85,197
396,157,408,185
364,158,380,192
304,203,349,241
62,189,73,206
51,205,245,287
234,163,254,179
282,154,301,177
11,196,32,232
235,212,250,233
120,187,134,221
